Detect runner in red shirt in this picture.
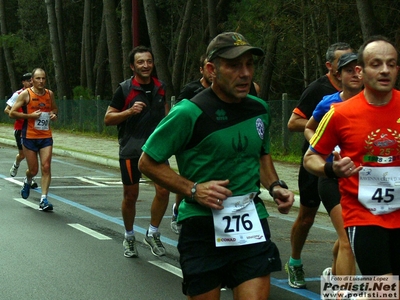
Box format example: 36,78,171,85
304,36,400,280
4,73,38,188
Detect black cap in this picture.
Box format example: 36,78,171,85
337,53,358,72
21,73,32,81
206,32,264,61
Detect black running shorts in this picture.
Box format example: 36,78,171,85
347,225,400,275
318,177,340,215
14,129,22,150
298,164,321,207
178,216,281,296
119,158,141,185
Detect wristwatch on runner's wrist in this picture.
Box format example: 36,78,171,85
191,182,198,201
269,180,288,197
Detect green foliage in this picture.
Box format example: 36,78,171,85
0,34,21,48
271,150,301,165
73,86,94,100
220,0,373,99
2,0,400,104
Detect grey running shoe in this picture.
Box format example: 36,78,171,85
170,203,181,234
170,214,181,235
123,236,138,258
144,231,166,257
30,178,38,189
285,262,306,289
10,164,18,177
39,198,53,211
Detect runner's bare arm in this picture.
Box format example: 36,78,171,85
304,116,319,142
104,102,147,126
49,90,58,120
4,105,11,115
138,152,231,210
9,90,37,119
304,149,362,178
287,112,308,132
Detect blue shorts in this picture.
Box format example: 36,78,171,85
22,137,53,152
178,216,281,296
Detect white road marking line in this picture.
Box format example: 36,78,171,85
50,186,117,189
148,261,228,291
85,177,118,180
76,177,107,187
68,223,112,240
14,198,38,209
4,176,141,188
148,261,183,278
5,177,23,186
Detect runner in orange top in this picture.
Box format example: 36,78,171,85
304,36,400,281
9,68,58,211
4,72,38,188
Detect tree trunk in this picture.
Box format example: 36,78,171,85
259,1,282,101
55,0,71,98
216,0,230,32
142,0,172,101
83,0,94,92
103,0,124,91
172,0,194,96
80,33,86,87
207,0,217,40
0,48,5,98
94,11,108,98
45,0,68,98
309,9,324,77
121,0,132,79
324,0,332,45
260,32,279,102
302,0,309,88
356,0,381,40
0,0,17,92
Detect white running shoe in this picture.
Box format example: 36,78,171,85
10,164,19,177
170,203,181,234
123,236,138,258
144,231,166,257
322,267,333,283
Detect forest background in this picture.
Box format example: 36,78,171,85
1,0,399,102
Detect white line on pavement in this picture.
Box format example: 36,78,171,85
68,223,112,240
13,197,38,209
148,261,183,278
76,176,108,187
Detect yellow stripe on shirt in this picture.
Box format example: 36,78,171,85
310,106,335,147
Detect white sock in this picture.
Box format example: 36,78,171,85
125,230,134,239
148,224,158,236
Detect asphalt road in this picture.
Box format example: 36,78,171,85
0,142,340,300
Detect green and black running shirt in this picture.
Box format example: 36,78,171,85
142,88,271,221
